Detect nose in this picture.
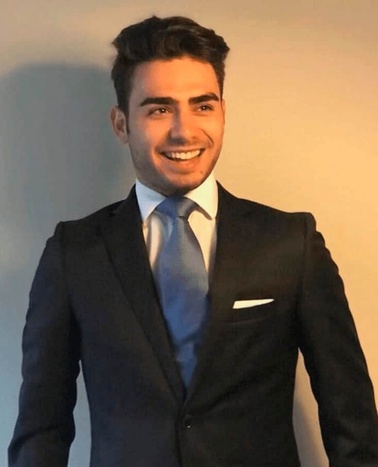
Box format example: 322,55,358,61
168,110,195,143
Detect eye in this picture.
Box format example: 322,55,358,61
148,107,171,116
197,103,214,112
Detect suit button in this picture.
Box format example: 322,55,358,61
183,415,193,429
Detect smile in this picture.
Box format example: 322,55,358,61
162,149,202,161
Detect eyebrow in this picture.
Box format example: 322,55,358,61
139,93,220,107
189,93,220,105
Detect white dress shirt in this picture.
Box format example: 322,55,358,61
135,174,218,277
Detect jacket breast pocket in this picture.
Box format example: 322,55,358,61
225,300,287,323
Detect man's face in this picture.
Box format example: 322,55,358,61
111,56,226,196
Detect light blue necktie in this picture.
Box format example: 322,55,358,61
155,197,209,387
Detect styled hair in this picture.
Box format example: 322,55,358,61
111,15,230,113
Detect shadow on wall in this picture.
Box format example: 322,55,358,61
0,63,134,467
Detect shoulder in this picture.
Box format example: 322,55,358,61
53,200,118,236
65,199,123,226
217,183,315,230
52,186,138,243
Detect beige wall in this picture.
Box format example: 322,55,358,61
1,1,377,466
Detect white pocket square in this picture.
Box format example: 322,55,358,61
232,298,274,309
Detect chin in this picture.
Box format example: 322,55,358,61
160,186,192,197
165,178,205,197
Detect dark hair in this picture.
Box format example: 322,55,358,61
111,15,230,113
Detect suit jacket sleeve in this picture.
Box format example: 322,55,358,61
297,213,378,466
8,222,80,467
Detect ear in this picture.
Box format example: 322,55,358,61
110,106,128,144
221,98,226,119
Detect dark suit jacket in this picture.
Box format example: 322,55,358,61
9,184,378,467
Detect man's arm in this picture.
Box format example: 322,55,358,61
8,223,80,467
297,213,378,466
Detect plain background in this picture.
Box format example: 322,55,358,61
1,1,377,466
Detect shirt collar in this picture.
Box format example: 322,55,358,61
135,173,218,222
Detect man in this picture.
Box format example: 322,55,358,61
9,15,378,467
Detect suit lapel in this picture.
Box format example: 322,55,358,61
186,185,262,398
99,184,268,402
100,187,185,403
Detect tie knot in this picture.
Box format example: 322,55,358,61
156,197,197,220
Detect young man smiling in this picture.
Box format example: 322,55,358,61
110,56,226,197
9,15,378,467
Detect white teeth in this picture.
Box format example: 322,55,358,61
164,150,201,160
